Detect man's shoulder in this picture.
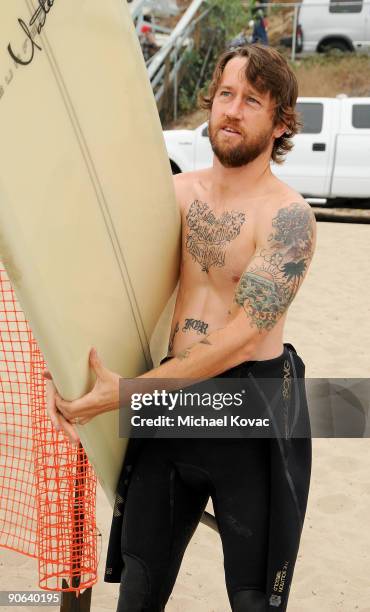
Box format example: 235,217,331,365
256,182,316,246
172,169,211,211
172,168,210,188
277,187,316,230
266,181,314,221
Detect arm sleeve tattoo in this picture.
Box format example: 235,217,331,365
234,202,315,332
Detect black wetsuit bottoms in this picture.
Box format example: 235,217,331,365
110,343,312,612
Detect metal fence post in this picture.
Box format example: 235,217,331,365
174,41,178,121
291,4,298,62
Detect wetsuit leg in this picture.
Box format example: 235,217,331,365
206,438,270,611
116,439,210,612
232,589,266,612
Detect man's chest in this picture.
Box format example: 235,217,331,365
180,198,257,285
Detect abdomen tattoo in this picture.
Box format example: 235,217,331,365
182,318,209,335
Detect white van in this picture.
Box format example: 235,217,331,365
299,0,370,52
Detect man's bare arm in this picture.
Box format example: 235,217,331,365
234,200,316,331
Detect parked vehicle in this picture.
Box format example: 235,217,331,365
298,0,370,53
164,96,370,202
280,23,304,53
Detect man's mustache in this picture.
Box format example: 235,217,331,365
211,121,245,137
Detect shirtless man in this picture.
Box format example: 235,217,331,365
46,44,316,611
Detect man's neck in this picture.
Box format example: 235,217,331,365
209,152,276,204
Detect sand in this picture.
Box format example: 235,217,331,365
1,221,370,611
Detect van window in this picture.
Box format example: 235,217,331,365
296,103,323,134
329,0,362,13
352,105,370,129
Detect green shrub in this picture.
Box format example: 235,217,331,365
177,0,249,115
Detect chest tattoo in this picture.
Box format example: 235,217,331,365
185,200,246,272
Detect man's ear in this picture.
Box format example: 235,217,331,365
273,123,289,139
273,123,289,138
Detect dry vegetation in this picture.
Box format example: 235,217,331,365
294,54,370,97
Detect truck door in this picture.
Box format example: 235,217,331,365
331,99,370,197
272,98,338,197
194,123,213,170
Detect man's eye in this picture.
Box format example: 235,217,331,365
220,91,230,97
246,96,259,104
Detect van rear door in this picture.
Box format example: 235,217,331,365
194,123,213,170
272,98,338,197
331,99,370,197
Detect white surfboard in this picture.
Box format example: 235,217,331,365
0,0,180,506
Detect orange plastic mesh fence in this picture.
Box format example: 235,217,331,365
0,267,99,592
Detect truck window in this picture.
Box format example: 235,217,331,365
296,102,323,134
352,105,370,129
329,0,362,13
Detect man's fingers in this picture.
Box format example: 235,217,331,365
55,390,95,419
89,347,106,379
50,404,80,445
58,416,80,446
44,378,80,445
76,417,90,426
45,379,62,431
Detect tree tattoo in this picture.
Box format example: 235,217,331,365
186,200,246,272
234,203,314,332
177,336,212,361
182,318,209,335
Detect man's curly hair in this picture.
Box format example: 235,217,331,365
199,44,302,164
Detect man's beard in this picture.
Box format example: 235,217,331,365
209,117,274,168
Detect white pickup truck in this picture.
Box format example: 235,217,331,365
163,96,370,202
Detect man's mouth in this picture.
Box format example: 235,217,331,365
220,126,242,136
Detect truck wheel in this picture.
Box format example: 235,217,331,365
320,39,352,53
170,160,182,175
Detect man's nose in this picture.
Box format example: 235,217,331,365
224,95,244,119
